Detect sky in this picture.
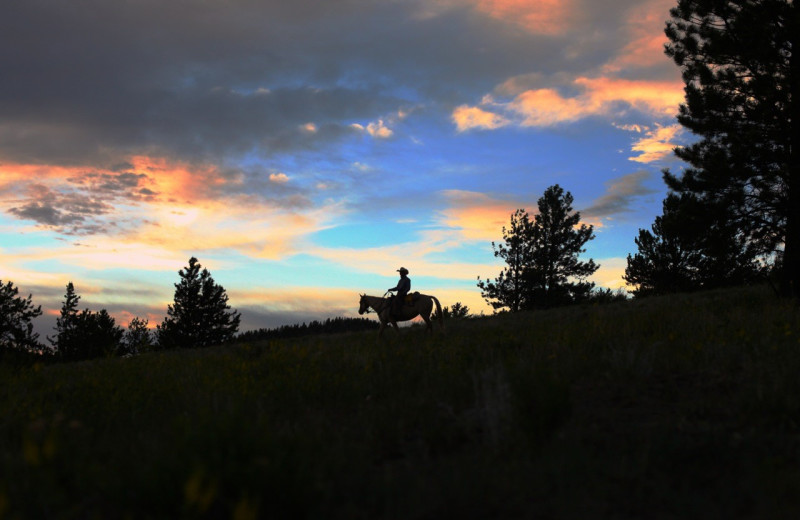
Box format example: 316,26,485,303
0,0,691,335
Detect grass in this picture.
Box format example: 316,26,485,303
2,285,800,518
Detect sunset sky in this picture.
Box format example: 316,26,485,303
1,0,691,334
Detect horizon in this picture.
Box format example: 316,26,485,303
1,0,688,336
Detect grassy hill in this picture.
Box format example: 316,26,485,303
2,285,800,519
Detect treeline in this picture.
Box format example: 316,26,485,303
478,0,794,311
234,317,379,343
1,257,241,365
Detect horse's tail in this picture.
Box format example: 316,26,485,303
431,295,444,330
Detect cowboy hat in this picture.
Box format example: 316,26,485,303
397,267,409,274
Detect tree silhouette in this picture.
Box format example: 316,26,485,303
49,282,124,360
157,257,241,349
431,302,471,320
1,280,42,354
625,193,703,296
73,309,124,359
122,317,153,355
625,191,762,297
478,185,598,311
477,208,534,312
49,282,81,359
664,0,798,296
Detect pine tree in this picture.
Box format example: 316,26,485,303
431,302,471,321
50,282,81,360
663,0,798,296
0,280,43,354
157,257,241,349
624,193,704,296
527,185,598,307
477,209,535,312
478,185,598,311
49,282,124,360
625,192,762,297
123,317,153,355
73,309,124,359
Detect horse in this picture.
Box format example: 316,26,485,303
358,292,444,336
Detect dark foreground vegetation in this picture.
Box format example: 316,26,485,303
2,285,799,519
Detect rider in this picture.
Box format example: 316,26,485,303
387,267,410,317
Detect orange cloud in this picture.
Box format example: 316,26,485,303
457,76,684,130
590,257,630,291
438,190,522,241
127,198,340,260
366,119,394,138
629,124,681,163
577,77,683,116
0,154,346,262
125,155,226,203
476,0,575,35
269,172,290,183
509,88,588,126
513,77,683,125
452,105,510,132
0,163,76,192
414,0,577,35
605,0,677,72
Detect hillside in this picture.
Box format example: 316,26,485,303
2,285,799,519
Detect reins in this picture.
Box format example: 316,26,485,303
363,295,391,315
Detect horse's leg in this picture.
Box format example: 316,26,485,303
422,313,432,332
391,320,400,332
378,319,386,337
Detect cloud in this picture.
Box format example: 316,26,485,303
475,0,577,35
628,124,681,163
7,183,115,234
437,190,523,241
589,257,630,290
452,105,510,132
454,74,683,130
269,173,290,183
514,77,682,125
582,170,656,221
366,119,394,138
603,0,675,72
0,155,338,261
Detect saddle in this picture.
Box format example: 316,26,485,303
389,291,420,307
403,291,421,305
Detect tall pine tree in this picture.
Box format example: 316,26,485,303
0,280,42,354
664,0,799,296
477,209,535,312
478,185,598,311
49,282,80,359
157,257,241,349
527,185,598,308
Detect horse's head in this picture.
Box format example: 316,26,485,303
358,293,369,315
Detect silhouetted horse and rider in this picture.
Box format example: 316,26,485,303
358,267,443,336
